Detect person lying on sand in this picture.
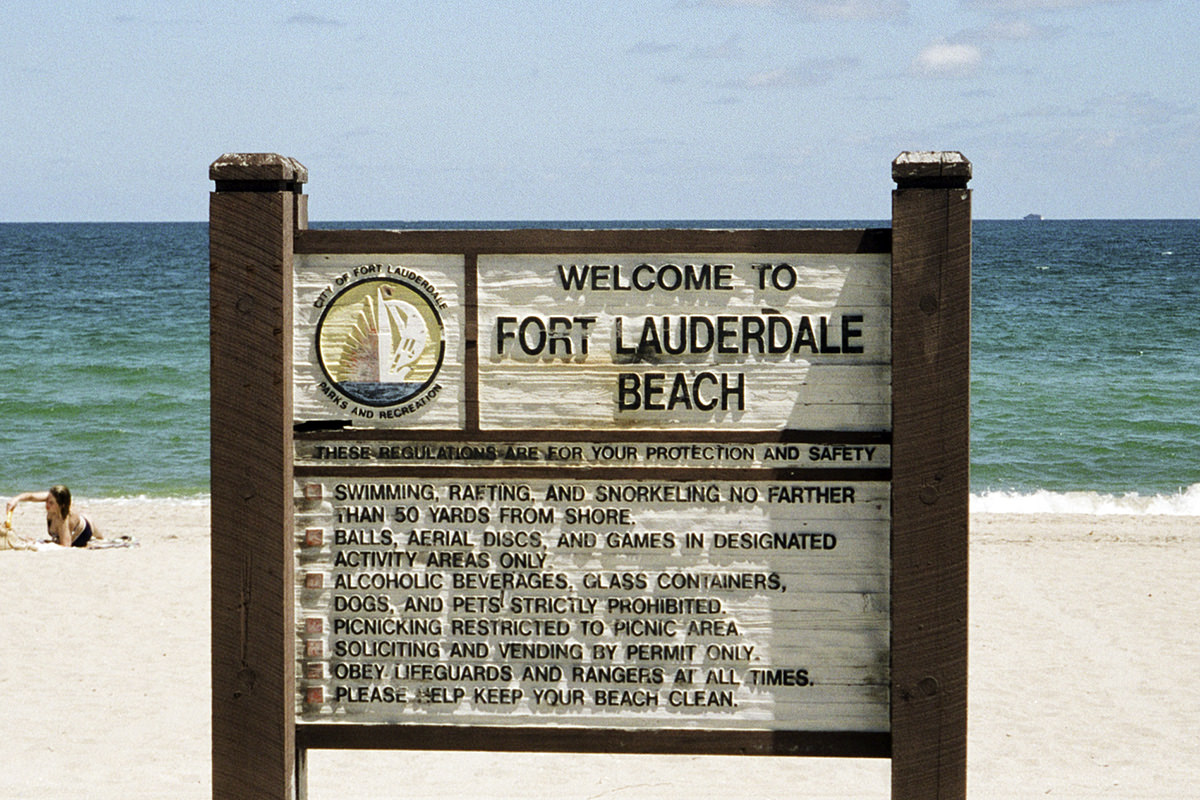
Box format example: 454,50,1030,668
6,485,103,547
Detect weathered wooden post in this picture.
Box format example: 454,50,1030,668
890,151,971,798
210,153,306,799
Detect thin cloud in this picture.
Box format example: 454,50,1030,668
963,0,1141,9
963,16,1063,40
744,67,793,88
912,40,984,77
737,56,859,88
788,0,908,19
1018,103,1095,120
285,13,344,27
628,40,679,55
1100,92,1194,125
691,34,745,60
108,13,203,27
706,0,908,20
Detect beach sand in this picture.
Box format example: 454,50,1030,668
1,504,1197,798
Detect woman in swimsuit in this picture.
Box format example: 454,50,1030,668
5,485,101,547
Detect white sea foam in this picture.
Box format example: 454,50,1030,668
83,495,211,510
972,483,1200,516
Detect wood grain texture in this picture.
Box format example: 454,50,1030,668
296,723,890,758
293,427,891,444
290,248,891,432
291,438,891,470
295,227,891,256
476,253,890,431
891,151,971,185
207,152,972,791
889,170,971,798
293,475,891,731
210,152,309,183
292,253,467,427
210,185,298,800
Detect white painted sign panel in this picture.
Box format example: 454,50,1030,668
294,254,467,428
295,471,889,730
294,439,891,471
291,243,892,734
478,253,889,430
293,252,890,431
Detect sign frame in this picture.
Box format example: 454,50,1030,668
210,151,969,799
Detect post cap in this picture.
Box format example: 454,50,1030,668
892,151,971,188
210,153,308,186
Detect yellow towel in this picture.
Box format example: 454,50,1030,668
1,510,34,550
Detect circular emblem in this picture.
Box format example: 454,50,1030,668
316,277,445,408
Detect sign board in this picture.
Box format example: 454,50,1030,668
291,245,893,734
210,152,970,799
292,252,890,430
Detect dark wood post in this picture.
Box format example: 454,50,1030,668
210,153,306,800
890,151,971,798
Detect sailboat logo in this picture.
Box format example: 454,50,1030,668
316,277,445,408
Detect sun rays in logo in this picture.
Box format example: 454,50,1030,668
317,277,444,407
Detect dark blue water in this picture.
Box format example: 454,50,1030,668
2,220,1197,513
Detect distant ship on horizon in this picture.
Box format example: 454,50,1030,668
1023,213,1043,221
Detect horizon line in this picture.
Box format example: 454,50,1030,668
3,216,1199,225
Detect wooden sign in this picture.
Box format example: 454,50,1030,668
210,151,970,799
291,244,893,737
293,251,890,430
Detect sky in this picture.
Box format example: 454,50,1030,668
3,0,1197,221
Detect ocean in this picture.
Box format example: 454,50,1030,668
1,220,1197,515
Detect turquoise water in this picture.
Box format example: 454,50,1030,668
2,220,1198,513
0,223,208,498
970,220,1200,512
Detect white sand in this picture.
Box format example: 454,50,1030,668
1,503,1197,798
